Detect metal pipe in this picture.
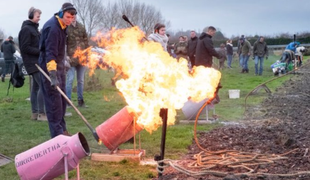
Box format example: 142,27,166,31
64,154,68,180
294,34,297,72
35,64,99,142
158,108,168,178
122,15,149,42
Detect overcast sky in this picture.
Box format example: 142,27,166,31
0,0,309,39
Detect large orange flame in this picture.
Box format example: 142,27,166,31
75,27,221,133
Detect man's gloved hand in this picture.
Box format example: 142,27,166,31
266,56,268,60
68,56,79,67
66,56,71,62
65,56,71,71
49,70,59,89
67,56,75,64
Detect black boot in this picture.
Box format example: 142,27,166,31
63,130,71,136
78,99,86,108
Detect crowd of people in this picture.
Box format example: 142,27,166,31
0,3,87,138
147,24,272,76
0,2,303,138
146,23,303,117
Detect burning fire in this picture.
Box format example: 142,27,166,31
75,27,221,133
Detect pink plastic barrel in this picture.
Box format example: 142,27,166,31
15,132,90,180
96,106,143,151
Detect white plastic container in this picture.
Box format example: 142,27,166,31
228,90,240,99
182,98,208,120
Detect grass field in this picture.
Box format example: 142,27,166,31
0,54,304,179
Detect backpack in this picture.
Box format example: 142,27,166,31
7,62,25,95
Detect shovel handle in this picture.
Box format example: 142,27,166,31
35,64,99,142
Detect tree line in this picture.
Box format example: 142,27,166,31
168,30,310,47
1,0,309,47
70,0,170,37
71,0,310,47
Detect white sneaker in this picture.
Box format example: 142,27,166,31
37,114,48,121
65,112,72,117
31,113,38,120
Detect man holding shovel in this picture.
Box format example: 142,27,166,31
38,3,77,138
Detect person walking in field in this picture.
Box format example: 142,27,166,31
239,37,251,73
253,36,268,75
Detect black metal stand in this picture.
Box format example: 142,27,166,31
155,108,168,178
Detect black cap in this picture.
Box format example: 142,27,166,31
61,2,76,13
8,36,13,40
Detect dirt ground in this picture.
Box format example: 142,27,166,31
153,61,310,180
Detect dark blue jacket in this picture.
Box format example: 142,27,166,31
39,15,67,73
18,20,41,75
187,36,198,57
1,40,16,60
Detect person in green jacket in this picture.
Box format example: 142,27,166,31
66,15,89,107
239,37,252,73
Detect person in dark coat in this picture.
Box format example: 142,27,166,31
18,7,47,121
1,36,16,82
226,39,233,68
195,26,222,68
253,36,268,75
187,31,198,68
195,26,222,107
38,3,76,138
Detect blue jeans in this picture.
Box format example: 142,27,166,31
31,72,45,114
281,51,294,70
240,54,250,70
239,54,242,67
66,65,86,100
254,56,264,75
2,60,14,78
227,54,233,67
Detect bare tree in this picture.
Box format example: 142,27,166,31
100,1,122,30
70,0,105,37
0,28,5,43
101,0,170,35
